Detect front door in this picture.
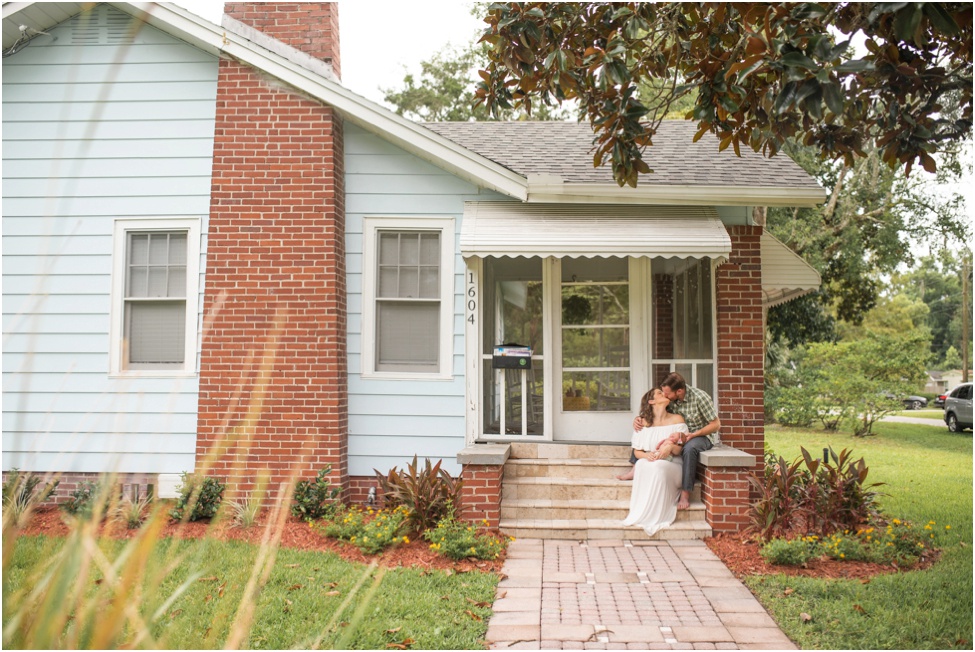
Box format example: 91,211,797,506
553,257,639,442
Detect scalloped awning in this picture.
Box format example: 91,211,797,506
761,232,821,307
460,202,732,261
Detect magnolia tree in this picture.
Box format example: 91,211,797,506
475,3,973,187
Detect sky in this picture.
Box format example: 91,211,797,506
173,1,485,106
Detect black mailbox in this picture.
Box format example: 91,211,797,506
492,344,532,369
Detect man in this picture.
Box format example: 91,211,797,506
631,372,720,510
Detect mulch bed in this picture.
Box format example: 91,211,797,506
17,509,936,581
14,507,505,574
705,531,939,581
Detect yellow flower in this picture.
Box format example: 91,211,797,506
946,525,952,530
403,536,410,544
893,519,901,525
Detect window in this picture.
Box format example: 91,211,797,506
111,219,199,375
362,217,454,378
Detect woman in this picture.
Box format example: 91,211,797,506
621,387,688,536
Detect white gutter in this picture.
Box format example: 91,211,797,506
526,179,827,207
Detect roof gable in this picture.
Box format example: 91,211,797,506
3,1,825,207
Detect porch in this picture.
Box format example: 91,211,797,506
458,441,755,540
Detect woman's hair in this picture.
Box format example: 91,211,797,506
639,388,662,426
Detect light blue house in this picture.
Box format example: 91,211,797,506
3,2,822,536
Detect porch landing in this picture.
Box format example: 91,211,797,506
500,443,711,541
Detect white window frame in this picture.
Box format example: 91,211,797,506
109,217,200,377
360,216,455,380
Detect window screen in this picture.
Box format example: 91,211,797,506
124,232,187,369
375,231,440,372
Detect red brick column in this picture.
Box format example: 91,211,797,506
716,226,765,460
712,225,764,530
196,58,347,500
459,465,503,527
703,468,752,533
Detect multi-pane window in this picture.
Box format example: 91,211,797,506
375,230,441,372
124,231,188,369
111,218,198,376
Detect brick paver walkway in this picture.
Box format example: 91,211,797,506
486,539,796,650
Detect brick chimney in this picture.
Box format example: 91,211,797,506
197,3,347,502
225,2,340,78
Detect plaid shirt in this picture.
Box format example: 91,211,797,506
669,386,719,444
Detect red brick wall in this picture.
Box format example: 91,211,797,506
2,472,157,506
196,56,347,500
459,465,503,528
225,2,341,77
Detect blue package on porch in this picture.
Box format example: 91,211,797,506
493,344,532,369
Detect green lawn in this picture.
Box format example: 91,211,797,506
751,422,973,650
893,408,946,420
2,531,497,649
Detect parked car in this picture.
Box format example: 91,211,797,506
934,393,947,408
902,395,928,410
944,383,973,432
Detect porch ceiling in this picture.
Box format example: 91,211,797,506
460,203,731,262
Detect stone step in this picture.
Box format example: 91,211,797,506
504,457,630,479
510,442,631,460
499,516,712,541
500,497,706,522
502,475,703,502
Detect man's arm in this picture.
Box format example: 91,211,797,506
686,417,720,441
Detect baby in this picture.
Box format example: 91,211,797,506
616,431,684,481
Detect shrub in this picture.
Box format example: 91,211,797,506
316,505,410,555
291,465,341,520
2,469,59,528
375,456,462,534
760,537,818,566
423,504,510,561
169,473,224,522
773,386,818,427
62,480,109,518
749,447,884,542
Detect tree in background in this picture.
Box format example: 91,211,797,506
383,43,569,122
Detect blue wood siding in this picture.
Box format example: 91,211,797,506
2,5,217,474
345,123,509,477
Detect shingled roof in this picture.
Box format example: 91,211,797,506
424,120,820,190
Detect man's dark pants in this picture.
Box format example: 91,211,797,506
679,436,713,492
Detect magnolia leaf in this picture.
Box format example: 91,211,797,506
800,612,813,623
465,610,482,621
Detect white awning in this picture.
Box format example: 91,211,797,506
762,232,821,307
460,202,732,261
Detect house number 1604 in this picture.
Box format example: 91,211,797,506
467,272,476,324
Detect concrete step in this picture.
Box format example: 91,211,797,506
510,442,631,460
504,457,630,479
500,497,707,522
499,516,712,541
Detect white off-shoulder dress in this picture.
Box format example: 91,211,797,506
621,422,688,536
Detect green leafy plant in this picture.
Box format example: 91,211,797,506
423,503,510,561
760,537,818,566
316,505,411,554
291,465,341,520
62,480,109,518
374,456,462,534
770,386,818,427
748,452,806,541
749,447,884,542
2,469,59,528
169,473,225,522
